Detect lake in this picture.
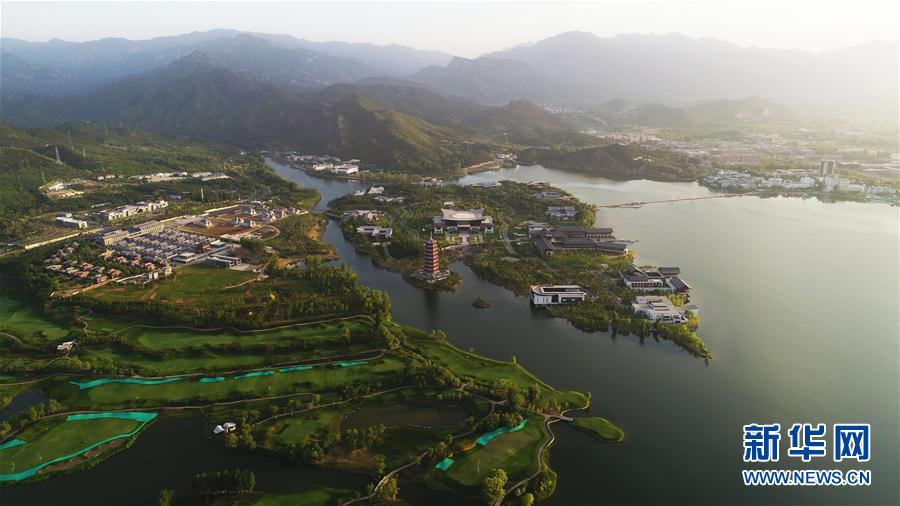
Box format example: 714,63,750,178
269,160,900,505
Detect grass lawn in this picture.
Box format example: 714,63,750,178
80,346,271,375
571,417,625,443
263,405,350,448
211,487,354,506
0,416,141,475
374,425,458,467
118,319,369,351
402,328,586,409
445,418,547,487
47,356,407,408
90,265,257,305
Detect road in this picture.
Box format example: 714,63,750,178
500,224,515,255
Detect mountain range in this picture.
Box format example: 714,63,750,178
1,29,895,173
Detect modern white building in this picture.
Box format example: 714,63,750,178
55,216,88,229
101,200,168,221
331,164,359,175
631,296,689,323
546,206,578,220
530,285,587,306
56,340,78,354
356,225,393,239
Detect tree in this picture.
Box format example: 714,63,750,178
240,237,264,253
158,489,175,506
376,475,399,502
374,454,387,476
519,492,535,506
482,468,508,505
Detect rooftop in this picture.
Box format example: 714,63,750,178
440,208,485,221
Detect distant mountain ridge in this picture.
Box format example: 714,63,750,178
0,30,452,97
485,31,898,108
3,29,894,111
408,56,591,105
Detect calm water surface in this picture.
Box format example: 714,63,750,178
271,160,900,505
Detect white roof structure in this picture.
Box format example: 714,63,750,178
441,209,484,221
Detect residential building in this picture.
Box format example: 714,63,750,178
130,221,164,235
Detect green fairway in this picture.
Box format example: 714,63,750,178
49,356,407,408
0,415,145,477
80,345,272,375
79,340,375,376
0,287,72,340
117,319,369,351
445,418,547,487
571,417,625,442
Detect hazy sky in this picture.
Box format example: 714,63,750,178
2,1,897,56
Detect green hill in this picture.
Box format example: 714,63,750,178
518,143,706,181
0,148,80,239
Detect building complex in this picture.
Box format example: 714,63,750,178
533,225,628,256
631,296,693,323
621,265,691,293
431,209,494,234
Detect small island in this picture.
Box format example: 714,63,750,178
473,296,491,309
571,417,626,443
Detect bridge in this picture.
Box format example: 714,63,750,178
600,192,755,208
